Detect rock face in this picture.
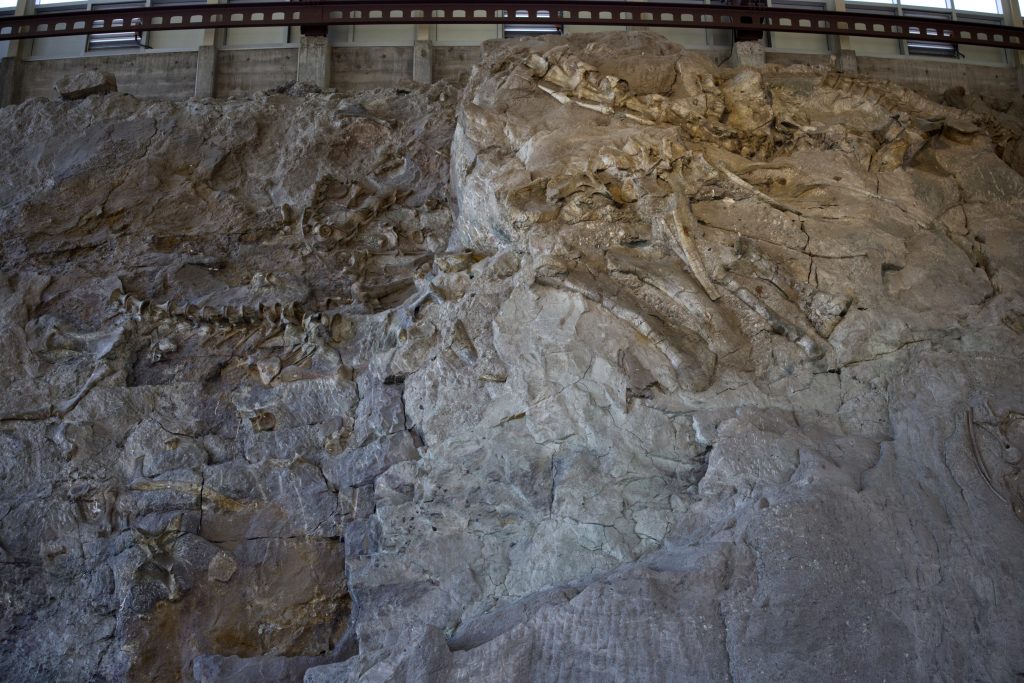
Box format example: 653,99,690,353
1,31,1024,683
55,69,118,100
0,83,457,682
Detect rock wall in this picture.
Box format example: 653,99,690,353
0,31,1023,682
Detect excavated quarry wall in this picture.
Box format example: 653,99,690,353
0,30,1023,683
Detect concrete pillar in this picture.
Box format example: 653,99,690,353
194,0,222,98
1005,0,1023,30
413,41,433,84
837,49,858,73
0,0,33,105
1,0,33,61
0,57,22,107
413,24,432,85
831,0,857,72
1003,0,1024,94
297,33,331,89
195,45,217,98
728,40,765,68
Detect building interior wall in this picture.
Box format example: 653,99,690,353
5,0,1020,104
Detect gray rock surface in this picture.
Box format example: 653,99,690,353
55,69,118,100
1,31,1023,683
0,82,456,682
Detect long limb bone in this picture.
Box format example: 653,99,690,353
653,196,720,302
967,408,1009,503
714,267,828,361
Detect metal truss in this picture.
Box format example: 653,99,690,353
1,0,1021,50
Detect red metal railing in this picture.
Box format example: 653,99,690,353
0,0,1020,49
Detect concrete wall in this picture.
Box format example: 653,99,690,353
20,51,196,100
857,55,1017,100
765,51,833,67
7,36,1021,104
215,47,296,97
332,46,413,92
434,45,479,83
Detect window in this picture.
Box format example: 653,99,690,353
952,0,1001,12
503,25,562,37
903,8,961,56
900,0,950,8
504,9,561,37
87,29,143,49
845,0,1007,59
85,0,145,50
33,2,88,13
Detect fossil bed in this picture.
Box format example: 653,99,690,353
1,31,1023,682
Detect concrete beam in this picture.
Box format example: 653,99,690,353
297,34,331,89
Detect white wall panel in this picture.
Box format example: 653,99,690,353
351,24,414,45
649,26,710,47
224,26,287,46
434,24,500,44
32,34,85,57
771,30,830,51
149,28,202,49
849,35,903,54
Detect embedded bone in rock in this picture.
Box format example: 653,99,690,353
0,31,1023,683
